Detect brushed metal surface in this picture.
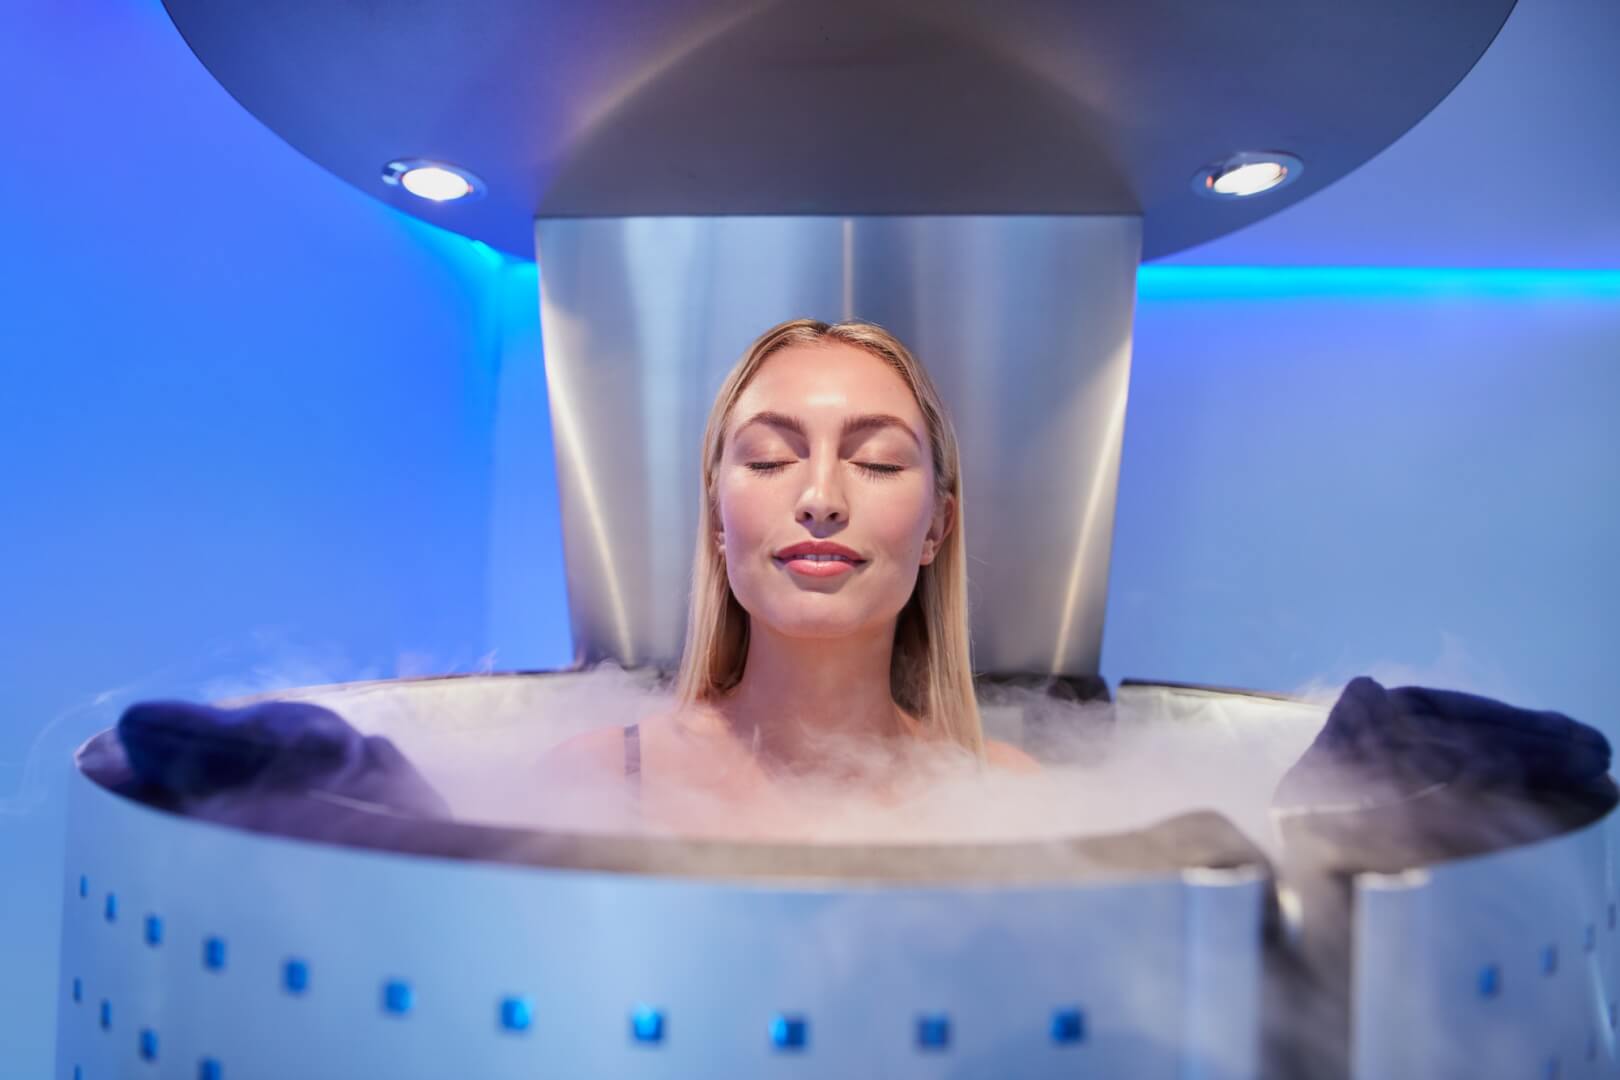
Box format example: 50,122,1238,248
535,214,1139,678
160,0,1516,258
57,673,1276,1079
1350,813,1620,1079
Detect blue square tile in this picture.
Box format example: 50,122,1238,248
139,1028,159,1062
630,1006,665,1044
1542,945,1559,975
1478,965,1501,998
383,980,414,1015
1051,1007,1086,1044
78,875,87,899
72,978,81,1004
99,1000,111,1031
916,1013,951,1050
199,1057,222,1080
73,1067,81,1080
1587,924,1598,952
770,1014,807,1050
499,996,533,1032
104,893,117,923
145,916,163,947
203,937,226,971
284,959,309,995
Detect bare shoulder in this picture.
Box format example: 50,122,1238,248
984,737,1043,774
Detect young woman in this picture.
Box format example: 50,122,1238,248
539,318,1039,839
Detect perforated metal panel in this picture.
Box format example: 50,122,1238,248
1352,810,1620,1078
55,753,1264,1079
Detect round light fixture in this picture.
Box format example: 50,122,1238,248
381,159,486,202
1192,151,1303,199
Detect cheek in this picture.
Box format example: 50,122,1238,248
861,485,936,556
715,476,771,546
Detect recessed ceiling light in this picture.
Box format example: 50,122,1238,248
1192,151,1303,199
381,159,485,202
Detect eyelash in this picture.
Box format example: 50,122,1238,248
747,461,903,479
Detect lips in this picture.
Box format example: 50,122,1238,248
773,540,866,563
772,541,867,579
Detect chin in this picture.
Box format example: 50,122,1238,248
774,618,863,640
762,606,870,640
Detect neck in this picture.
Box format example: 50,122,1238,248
719,616,906,770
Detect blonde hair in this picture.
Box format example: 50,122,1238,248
672,318,985,758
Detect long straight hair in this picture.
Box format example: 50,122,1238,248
672,318,985,758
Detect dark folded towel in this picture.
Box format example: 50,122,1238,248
1263,677,1615,1079
1274,675,1610,808
117,699,449,819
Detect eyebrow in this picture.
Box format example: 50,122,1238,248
735,410,922,449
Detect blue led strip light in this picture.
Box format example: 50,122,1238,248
1138,265,1620,300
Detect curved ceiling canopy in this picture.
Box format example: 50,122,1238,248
164,0,1515,260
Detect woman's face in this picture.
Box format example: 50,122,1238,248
714,341,954,640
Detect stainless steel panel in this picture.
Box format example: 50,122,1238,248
1350,814,1620,1079
56,672,1269,1079
535,214,1140,678
160,0,1517,258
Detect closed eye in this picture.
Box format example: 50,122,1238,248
747,462,903,478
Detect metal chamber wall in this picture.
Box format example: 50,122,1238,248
534,214,1141,678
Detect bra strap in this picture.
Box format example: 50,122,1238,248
623,722,641,786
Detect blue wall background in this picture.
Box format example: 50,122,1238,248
1106,269,1620,724
3,0,1617,1075
0,2,566,1071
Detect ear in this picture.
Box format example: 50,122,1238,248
920,494,955,566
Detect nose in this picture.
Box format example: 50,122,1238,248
793,451,848,528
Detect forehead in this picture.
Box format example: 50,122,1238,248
730,341,924,435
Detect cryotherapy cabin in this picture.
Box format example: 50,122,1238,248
58,3,1620,1078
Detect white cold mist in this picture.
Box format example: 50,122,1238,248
287,663,1332,862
